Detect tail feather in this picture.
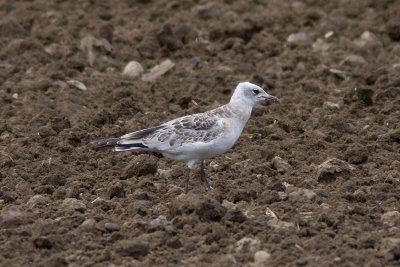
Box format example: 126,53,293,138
93,137,149,152
93,138,121,148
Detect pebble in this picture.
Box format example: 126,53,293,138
340,54,367,66
354,31,380,48
312,38,331,51
317,158,354,182
381,211,400,227
271,156,291,173
142,59,175,82
67,80,87,91
265,208,278,219
122,61,144,79
267,218,296,231
324,101,341,110
61,198,86,213
80,218,96,230
150,215,168,226
324,31,335,39
254,250,271,266
235,237,261,253
287,32,307,43
328,68,346,80
287,187,317,202
104,222,120,232
12,93,18,99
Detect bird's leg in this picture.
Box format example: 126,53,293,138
200,160,213,191
184,168,191,194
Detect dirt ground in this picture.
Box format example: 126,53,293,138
1,0,400,266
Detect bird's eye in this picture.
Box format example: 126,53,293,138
252,89,260,95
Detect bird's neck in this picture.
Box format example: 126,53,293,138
227,98,253,123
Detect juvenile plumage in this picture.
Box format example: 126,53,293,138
95,82,279,193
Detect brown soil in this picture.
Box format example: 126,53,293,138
1,0,400,266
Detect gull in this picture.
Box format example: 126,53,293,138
95,82,279,193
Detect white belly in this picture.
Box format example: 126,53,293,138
161,120,244,162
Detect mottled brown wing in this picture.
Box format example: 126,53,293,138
143,113,223,146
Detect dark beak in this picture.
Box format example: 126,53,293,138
262,95,280,103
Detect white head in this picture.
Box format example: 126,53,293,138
230,82,279,107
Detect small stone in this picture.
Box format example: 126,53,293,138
267,218,296,231
340,54,367,66
142,59,175,82
12,93,18,99
381,211,400,227
287,32,307,43
317,158,354,182
104,222,120,232
378,238,400,261
324,101,341,110
288,187,317,202
271,156,291,173
117,240,150,258
329,68,346,80
265,208,278,219
151,215,168,226
354,31,380,48
312,38,331,51
61,198,86,213
235,237,261,253
80,219,96,230
324,31,335,39
122,61,144,79
67,80,87,91
254,250,271,266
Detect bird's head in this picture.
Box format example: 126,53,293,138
230,82,279,107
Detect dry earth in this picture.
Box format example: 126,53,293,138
1,0,400,266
